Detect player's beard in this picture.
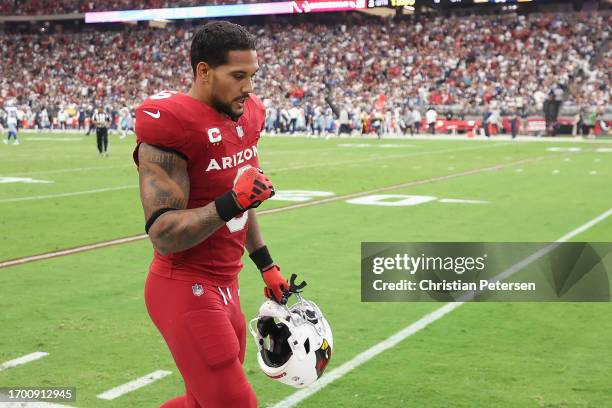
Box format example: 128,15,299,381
210,95,244,122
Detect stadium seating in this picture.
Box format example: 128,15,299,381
0,11,609,131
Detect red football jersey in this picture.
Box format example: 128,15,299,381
134,91,266,286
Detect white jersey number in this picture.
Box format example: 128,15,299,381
150,90,178,100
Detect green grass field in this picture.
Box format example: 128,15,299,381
1,131,611,407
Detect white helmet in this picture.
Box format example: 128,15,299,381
249,294,333,388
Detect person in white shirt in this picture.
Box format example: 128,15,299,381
57,108,68,130
412,108,422,134
41,108,50,131
265,106,277,133
383,110,392,135
297,106,306,133
119,106,133,139
425,107,437,135
402,106,415,136
324,107,335,139
489,108,502,135
312,105,324,137
338,106,351,135
4,106,19,145
393,107,402,136
288,106,299,134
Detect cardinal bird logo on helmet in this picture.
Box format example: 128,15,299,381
248,275,333,388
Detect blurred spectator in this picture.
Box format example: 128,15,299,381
426,107,437,135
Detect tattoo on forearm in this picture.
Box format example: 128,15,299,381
138,143,225,254
148,177,188,209
156,205,224,254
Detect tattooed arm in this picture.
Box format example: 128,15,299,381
138,142,225,255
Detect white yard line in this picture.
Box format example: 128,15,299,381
0,156,125,164
262,133,612,144
0,185,138,203
270,207,612,408
4,143,478,177
8,164,134,177
270,142,508,172
438,198,489,204
352,134,612,144
22,138,84,142
0,352,48,372
4,143,490,177
0,152,566,269
270,303,462,408
556,208,612,242
96,370,172,400
261,152,559,215
0,143,506,204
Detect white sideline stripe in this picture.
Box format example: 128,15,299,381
271,143,508,172
1,154,124,163
260,152,563,216
556,208,612,242
456,208,612,302
96,370,172,400
273,209,612,407
270,302,462,408
0,185,137,203
271,207,612,408
24,137,83,142
438,198,489,204
0,352,48,372
0,235,145,268
0,143,503,204
0,152,567,269
264,133,612,144
9,164,134,177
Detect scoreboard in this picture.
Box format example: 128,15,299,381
85,0,554,24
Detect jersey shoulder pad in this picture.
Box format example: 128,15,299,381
245,94,266,133
248,93,265,112
135,92,192,162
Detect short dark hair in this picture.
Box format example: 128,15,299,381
190,21,256,75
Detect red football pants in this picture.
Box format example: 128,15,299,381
145,272,258,408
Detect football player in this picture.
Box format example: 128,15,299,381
134,21,290,407
4,105,19,145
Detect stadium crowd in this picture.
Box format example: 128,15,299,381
0,0,279,16
0,11,610,136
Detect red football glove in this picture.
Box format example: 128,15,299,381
232,166,275,210
262,265,290,304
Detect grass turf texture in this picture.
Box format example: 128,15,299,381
1,132,611,407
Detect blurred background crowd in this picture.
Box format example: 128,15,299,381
0,1,610,137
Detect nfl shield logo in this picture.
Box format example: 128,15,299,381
236,126,244,138
192,283,204,297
